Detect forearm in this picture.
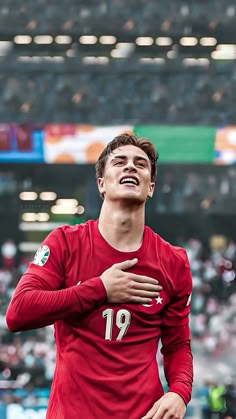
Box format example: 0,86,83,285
163,342,193,404
6,274,107,332
161,325,193,405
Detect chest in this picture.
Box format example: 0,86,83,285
63,242,172,340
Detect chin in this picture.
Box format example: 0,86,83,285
109,190,147,203
120,194,146,205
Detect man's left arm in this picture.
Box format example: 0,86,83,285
141,324,192,419
142,248,193,418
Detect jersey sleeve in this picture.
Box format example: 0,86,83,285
6,226,107,332
162,247,192,327
160,247,193,405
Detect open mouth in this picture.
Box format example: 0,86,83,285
120,176,139,186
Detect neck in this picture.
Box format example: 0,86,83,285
98,201,145,252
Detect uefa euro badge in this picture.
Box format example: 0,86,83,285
33,245,50,267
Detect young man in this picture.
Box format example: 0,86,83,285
6,133,193,419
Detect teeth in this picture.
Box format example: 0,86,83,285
120,177,138,185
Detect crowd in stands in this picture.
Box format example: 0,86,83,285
0,0,235,34
0,0,236,125
1,68,236,125
154,165,236,215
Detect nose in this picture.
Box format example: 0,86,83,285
124,160,137,172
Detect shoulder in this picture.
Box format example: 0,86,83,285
45,220,96,247
146,226,190,267
170,245,190,267
53,219,95,237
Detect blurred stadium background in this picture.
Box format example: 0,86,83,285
0,1,236,418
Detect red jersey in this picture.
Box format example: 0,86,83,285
6,220,193,419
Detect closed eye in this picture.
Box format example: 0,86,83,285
114,161,124,166
135,157,149,168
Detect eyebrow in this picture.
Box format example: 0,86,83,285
111,154,149,163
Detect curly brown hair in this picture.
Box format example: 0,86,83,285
95,132,158,182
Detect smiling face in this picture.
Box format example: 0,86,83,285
97,145,155,204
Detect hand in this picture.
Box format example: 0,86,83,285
141,392,187,419
100,258,162,304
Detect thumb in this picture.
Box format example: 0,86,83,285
115,258,138,271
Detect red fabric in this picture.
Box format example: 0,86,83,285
6,220,193,419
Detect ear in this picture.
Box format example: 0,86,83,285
147,182,155,198
97,177,105,196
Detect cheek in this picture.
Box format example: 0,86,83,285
104,171,117,185
98,174,114,194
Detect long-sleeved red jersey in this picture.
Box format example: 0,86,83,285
6,220,193,419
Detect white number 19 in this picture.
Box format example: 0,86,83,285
102,308,131,341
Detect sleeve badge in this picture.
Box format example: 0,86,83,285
33,245,50,266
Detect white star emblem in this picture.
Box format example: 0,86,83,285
142,296,163,307
155,296,163,304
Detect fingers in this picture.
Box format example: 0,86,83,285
131,281,162,292
128,296,153,304
141,401,160,419
103,259,163,305
129,273,161,285
127,292,159,305
113,260,161,286
114,260,162,286
130,289,161,299
115,258,138,271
